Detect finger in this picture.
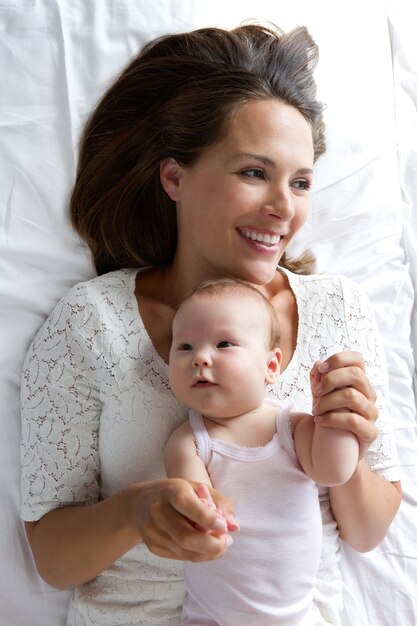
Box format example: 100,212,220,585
204,485,235,518
197,483,216,509
150,543,230,563
146,524,232,562
310,363,322,386
191,484,239,533
314,410,379,443
168,482,228,534
223,511,240,532
313,387,378,422
314,366,376,402
151,502,230,551
316,351,365,374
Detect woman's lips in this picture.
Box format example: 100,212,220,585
238,227,282,247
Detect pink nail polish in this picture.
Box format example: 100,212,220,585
226,514,240,531
212,518,227,533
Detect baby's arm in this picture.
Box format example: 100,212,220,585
165,421,212,485
165,423,239,533
291,360,360,486
292,413,359,486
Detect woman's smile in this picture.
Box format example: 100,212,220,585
236,227,284,253
168,98,314,286
238,228,282,246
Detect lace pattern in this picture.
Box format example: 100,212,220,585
20,268,399,626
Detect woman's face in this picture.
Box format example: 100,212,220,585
166,98,314,286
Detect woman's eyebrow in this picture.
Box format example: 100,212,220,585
231,152,275,166
230,152,313,175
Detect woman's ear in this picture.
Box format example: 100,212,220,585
160,158,183,201
265,348,282,385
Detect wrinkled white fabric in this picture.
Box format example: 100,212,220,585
20,267,399,626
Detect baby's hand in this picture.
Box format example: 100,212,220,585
196,484,240,533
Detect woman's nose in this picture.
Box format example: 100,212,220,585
261,186,295,221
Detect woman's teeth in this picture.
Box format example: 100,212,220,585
241,230,280,246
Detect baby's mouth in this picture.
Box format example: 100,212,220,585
192,378,217,388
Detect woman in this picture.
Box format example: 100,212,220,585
21,24,401,625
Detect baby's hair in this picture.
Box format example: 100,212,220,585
178,278,280,349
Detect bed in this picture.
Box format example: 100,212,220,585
1,1,416,624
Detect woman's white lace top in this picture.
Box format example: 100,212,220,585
20,268,399,626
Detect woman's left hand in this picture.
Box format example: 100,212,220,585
310,351,379,460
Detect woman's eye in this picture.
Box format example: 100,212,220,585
241,168,265,180
292,179,312,191
217,341,234,348
178,343,192,351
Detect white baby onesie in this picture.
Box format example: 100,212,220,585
182,405,322,626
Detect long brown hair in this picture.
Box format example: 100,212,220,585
70,24,325,275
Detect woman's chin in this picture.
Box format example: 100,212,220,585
236,263,281,287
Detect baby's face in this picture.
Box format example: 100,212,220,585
168,294,279,418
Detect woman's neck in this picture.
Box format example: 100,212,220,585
160,257,286,307
135,263,297,371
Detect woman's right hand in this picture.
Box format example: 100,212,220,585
25,478,235,590
129,478,235,562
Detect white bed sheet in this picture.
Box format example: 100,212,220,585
0,1,416,625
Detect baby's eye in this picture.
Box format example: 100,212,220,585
178,343,192,351
217,341,235,348
241,168,265,180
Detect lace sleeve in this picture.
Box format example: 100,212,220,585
341,276,400,481
21,283,102,521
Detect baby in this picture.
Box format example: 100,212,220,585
166,278,359,626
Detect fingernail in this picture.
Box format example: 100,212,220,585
226,514,240,531
315,383,323,395
212,518,227,533
318,361,329,373
314,415,324,422
226,535,234,547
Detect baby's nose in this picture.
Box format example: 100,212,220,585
193,352,211,368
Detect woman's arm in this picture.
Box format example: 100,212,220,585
27,423,233,590
21,282,235,591
25,477,232,590
329,463,401,552
311,352,401,551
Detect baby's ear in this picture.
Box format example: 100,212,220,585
265,348,282,384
